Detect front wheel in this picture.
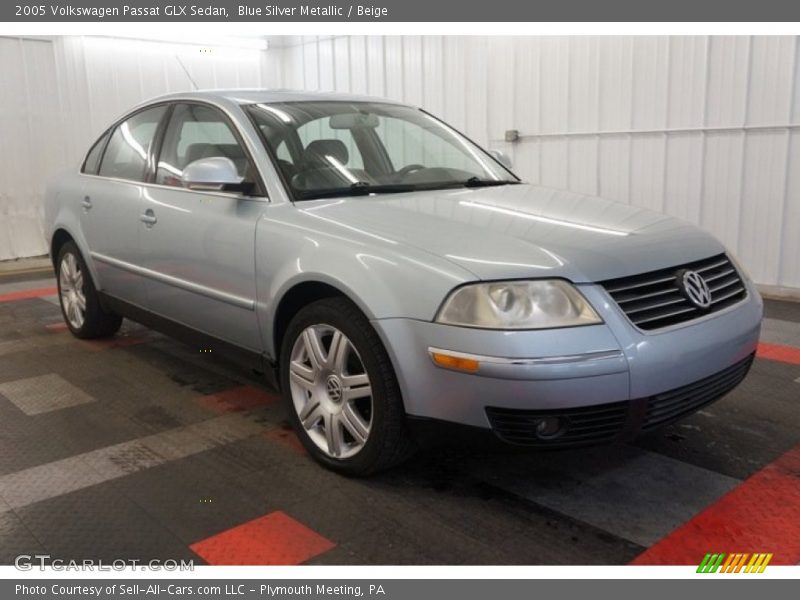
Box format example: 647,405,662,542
279,297,414,475
56,241,122,339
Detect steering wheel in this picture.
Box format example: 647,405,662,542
394,164,426,180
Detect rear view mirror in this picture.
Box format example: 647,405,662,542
489,149,513,171
181,157,252,194
329,112,380,129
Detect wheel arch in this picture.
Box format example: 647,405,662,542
271,278,373,366
50,228,74,267
48,222,102,293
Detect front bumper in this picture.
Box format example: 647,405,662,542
372,280,763,439
484,352,754,446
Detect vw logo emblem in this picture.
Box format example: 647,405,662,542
678,269,712,309
325,375,343,402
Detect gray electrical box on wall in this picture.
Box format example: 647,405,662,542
505,129,520,142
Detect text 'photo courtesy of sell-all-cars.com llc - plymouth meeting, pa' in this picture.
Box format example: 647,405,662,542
44,89,762,476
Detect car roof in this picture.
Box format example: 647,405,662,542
147,88,407,106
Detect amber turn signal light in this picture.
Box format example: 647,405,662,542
430,351,480,373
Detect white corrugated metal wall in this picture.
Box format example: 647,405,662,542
266,36,800,295
1,35,798,295
0,37,62,259
0,35,270,260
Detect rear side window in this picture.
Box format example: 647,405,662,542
98,105,167,181
82,130,111,175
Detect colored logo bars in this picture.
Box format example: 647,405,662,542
697,552,773,573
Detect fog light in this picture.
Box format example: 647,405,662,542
534,417,565,439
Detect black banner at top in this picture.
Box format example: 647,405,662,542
3,0,800,22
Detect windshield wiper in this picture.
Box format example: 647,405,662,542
297,178,519,200
298,182,416,200
348,181,417,194
462,177,520,188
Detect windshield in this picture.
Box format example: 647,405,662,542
245,101,519,200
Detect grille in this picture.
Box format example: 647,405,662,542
642,353,755,430
485,401,629,448
600,254,747,331
485,353,754,447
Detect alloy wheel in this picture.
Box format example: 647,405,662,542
288,324,373,459
59,252,86,330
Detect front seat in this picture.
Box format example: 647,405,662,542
292,139,355,191
304,139,350,168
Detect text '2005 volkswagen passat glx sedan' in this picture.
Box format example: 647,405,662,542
45,90,762,475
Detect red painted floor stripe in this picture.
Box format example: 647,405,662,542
198,385,277,413
264,427,308,455
757,342,800,366
0,287,57,303
631,444,800,565
190,511,335,565
80,334,152,352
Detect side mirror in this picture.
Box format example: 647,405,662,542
181,157,252,194
489,149,513,171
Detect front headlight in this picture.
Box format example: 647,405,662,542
436,280,602,329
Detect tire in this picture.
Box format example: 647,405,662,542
56,241,122,339
279,297,414,476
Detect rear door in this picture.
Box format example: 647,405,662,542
81,105,169,307
138,103,265,351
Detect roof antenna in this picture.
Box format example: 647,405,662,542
175,55,199,90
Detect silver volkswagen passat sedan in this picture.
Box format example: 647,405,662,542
45,90,763,475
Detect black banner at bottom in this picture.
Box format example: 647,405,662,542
4,579,796,600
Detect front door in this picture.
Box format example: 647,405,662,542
138,103,265,352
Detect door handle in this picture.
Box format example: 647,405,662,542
140,209,157,227
81,196,92,211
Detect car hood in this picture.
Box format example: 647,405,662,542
296,184,726,282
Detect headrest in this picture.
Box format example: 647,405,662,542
305,139,349,166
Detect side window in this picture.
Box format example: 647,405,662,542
156,104,258,192
98,106,167,181
82,130,111,175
